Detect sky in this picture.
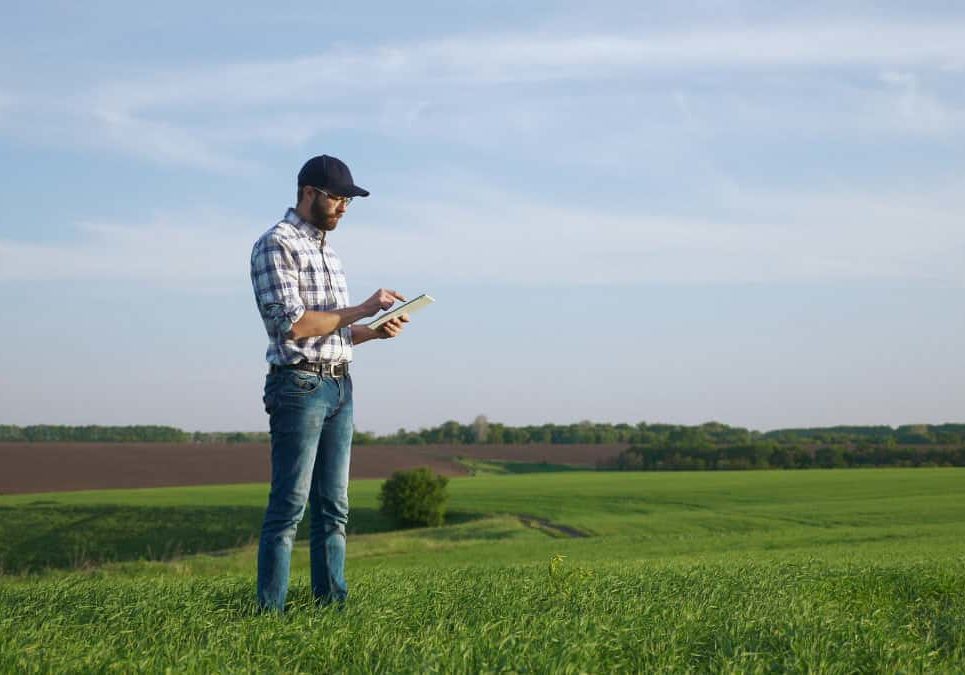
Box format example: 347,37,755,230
0,1,963,434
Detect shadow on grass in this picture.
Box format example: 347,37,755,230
457,458,585,475
349,508,485,533
412,515,519,541
0,504,487,573
0,504,264,573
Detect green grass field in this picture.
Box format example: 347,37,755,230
2,468,964,672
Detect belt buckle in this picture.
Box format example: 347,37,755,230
322,362,339,378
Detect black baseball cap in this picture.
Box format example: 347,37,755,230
297,155,370,198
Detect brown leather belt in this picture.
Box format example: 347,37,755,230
270,361,349,378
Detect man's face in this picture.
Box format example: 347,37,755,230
307,187,348,231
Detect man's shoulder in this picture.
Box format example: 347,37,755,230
259,218,300,240
253,220,300,250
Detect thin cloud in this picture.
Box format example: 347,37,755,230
2,21,965,170
341,176,965,286
7,180,958,288
877,70,959,135
89,109,258,172
344,193,965,287
0,210,260,290
88,23,965,110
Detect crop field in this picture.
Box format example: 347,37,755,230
1,468,964,672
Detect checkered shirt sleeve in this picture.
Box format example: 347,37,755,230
250,229,305,340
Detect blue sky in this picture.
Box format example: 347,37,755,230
1,1,963,433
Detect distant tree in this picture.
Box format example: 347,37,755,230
791,447,814,469
353,429,376,445
0,425,26,441
769,446,791,469
815,445,847,469
438,420,464,444
896,425,932,445
487,423,505,444
471,415,489,443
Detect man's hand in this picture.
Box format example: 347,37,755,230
350,314,409,345
377,314,409,339
361,288,406,317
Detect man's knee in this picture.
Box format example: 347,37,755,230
263,489,310,533
310,497,349,533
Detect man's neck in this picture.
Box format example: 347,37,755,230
291,206,326,245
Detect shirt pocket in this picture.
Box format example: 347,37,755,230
301,256,334,309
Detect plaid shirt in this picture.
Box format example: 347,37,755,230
250,208,353,365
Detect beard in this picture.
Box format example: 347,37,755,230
309,195,340,230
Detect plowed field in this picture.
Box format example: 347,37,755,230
0,443,626,494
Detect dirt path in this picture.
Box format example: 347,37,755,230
517,513,591,538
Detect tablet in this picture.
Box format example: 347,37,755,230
366,293,435,330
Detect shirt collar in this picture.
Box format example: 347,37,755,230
283,207,324,243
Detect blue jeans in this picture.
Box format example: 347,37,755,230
257,368,354,612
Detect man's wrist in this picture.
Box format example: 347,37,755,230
345,304,371,326
351,324,383,345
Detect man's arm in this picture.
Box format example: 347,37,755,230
288,288,406,340
289,306,369,340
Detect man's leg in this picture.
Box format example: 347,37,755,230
308,374,354,605
256,371,331,612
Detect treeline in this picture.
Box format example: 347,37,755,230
603,424,965,471
354,418,649,445
0,425,269,444
356,420,965,448
606,441,965,471
1,421,964,451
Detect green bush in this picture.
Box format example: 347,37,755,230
378,467,449,527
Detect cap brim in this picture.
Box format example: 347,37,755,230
336,185,369,198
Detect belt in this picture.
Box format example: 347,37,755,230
270,361,350,378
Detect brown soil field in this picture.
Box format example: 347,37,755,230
0,443,626,495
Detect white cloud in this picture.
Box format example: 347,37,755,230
338,181,965,286
86,24,965,110
0,209,260,289
877,70,959,135
89,109,258,173
3,20,965,170
9,178,956,288
0,182,965,290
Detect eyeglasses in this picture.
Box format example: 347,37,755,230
313,187,353,206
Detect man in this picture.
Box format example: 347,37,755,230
250,154,408,612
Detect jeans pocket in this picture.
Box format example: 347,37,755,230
284,370,321,395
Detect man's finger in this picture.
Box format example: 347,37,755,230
384,318,406,335
389,290,407,302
